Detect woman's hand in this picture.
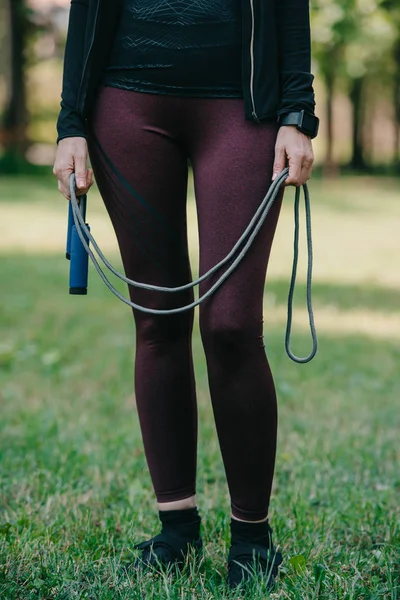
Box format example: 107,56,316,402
53,137,94,199
272,126,314,187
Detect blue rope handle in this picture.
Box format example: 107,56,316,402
68,169,317,363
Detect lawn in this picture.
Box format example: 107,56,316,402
0,173,399,599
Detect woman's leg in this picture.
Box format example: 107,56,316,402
182,98,284,523
86,87,198,506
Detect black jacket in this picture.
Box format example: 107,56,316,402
56,0,316,143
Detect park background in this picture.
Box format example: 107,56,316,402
0,1,399,598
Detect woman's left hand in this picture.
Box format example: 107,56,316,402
272,126,314,187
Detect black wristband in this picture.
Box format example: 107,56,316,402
278,110,319,139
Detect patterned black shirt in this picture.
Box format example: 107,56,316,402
102,0,243,97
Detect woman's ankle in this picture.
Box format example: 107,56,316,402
231,514,268,523
157,494,197,511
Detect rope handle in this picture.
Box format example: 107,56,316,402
68,169,317,363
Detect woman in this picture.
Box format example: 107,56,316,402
53,0,319,590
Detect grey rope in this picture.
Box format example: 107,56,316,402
69,168,317,363
285,180,317,363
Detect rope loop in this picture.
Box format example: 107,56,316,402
69,169,317,363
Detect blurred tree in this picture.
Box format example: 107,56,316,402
344,0,395,169
312,0,357,172
312,0,395,171
381,0,400,169
1,0,29,164
0,0,41,172
395,39,400,169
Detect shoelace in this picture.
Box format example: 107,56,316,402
68,168,317,363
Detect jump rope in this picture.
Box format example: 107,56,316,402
66,166,317,363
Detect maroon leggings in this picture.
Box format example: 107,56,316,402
87,86,285,521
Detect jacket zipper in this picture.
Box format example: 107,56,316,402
77,0,101,113
249,0,259,121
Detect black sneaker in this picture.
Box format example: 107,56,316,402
132,506,202,572
227,531,283,589
133,531,203,571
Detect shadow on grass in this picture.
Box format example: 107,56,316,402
303,172,400,215
0,171,57,203
1,255,399,313
265,278,400,313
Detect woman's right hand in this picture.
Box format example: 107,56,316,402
53,136,94,200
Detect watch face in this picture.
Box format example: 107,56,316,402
301,111,319,137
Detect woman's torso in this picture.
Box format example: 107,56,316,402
102,0,243,97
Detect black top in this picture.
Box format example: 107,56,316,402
102,0,243,97
56,0,317,144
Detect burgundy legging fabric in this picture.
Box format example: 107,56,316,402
86,86,285,521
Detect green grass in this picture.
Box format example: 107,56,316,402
0,175,399,599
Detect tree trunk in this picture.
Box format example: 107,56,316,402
349,75,367,171
1,0,29,160
394,122,400,172
323,62,339,177
325,69,335,170
393,39,400,171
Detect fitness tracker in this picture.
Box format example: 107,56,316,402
278,110,320,139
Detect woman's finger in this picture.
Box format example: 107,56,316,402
75,168,94,196
272,143,287,182
285,153,302,186
299,151,314,185
74,152,88,191
57,176,71,200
